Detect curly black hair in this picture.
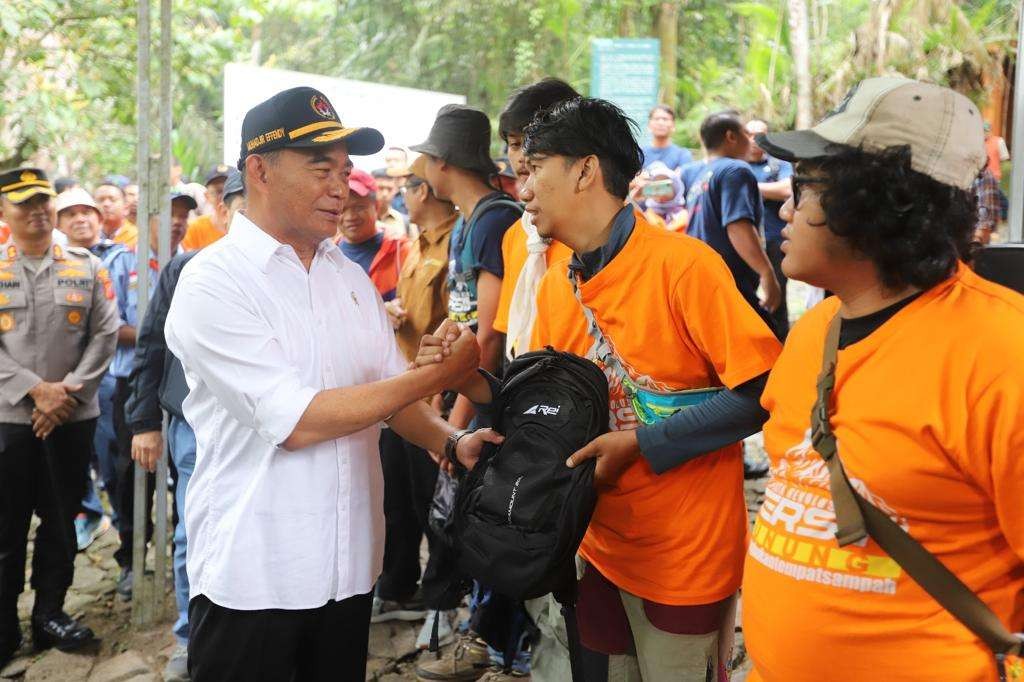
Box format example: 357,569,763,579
809,144,977,291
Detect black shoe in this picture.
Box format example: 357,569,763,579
117,568,133,600
31,613,94,652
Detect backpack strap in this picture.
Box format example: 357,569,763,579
458,195,523,266
812,313,1024,665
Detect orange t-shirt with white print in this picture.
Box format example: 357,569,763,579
493,217,573,334
743,265,1024,682
529,213,781,605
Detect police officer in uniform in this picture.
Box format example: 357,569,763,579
0,168,119,667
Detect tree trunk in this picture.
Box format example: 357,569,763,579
788,0,813,127
618,2,635,36
655,2,679,108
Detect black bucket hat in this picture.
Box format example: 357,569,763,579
410,104,498,178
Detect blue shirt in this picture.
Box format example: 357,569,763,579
448,193,519,328
641,144,693,173
686,157,764,304
89,239,127,268
679,160,707,197
109,251,157,378
340,232,383,277
747,156,793,241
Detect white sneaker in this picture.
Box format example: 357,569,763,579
416,609,457,650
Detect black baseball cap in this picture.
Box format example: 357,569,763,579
410,104,498,177
0,168,56,204
238,87,384,169
205,164,233,186
222,169,243,202
495,157,516,179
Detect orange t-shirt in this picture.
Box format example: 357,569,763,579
743,265,1024,682
493,217,573,334
530,213,780,605
112,221,138,247
182,214,225,251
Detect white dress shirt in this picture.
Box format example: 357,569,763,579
166,212,405,610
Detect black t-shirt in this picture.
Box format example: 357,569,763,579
838,291,924,349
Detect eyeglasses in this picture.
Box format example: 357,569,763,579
401,181,425,195
791,175,827,207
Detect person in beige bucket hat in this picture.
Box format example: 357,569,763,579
740,77,1024,682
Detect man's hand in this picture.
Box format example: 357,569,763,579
28,381,81,419
758,272,782,313
384,299,408,331
31,409,60,440
416,320,480,394
131,430,163,473
414,319,461,368
566,430,641,489
454,428,504,470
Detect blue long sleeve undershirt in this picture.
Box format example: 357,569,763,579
635,371,769,474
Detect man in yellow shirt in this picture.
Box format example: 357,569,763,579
180,165,234,251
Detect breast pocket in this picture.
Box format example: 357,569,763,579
0,289,27,334
54,287,93,333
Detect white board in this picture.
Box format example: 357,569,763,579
222,63,466,170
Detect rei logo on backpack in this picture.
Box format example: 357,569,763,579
453,347,609,601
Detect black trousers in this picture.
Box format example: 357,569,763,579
188,593,372,682
0,420,94,646
111,377,155,568
376,427,440,602
765,238,790,341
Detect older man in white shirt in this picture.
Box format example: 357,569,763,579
166,87,497,682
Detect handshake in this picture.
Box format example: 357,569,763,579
413,318,482,395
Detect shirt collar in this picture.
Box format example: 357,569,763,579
568,205,636,281
230,211,344,273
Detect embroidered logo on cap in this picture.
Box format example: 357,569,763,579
19,171,36,183
311,95,335,120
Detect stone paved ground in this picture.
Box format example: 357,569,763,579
0,439,770,682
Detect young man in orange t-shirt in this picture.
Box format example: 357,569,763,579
180,165,232,251
418,98,781,680
493,78,578,359
742,77,1024,682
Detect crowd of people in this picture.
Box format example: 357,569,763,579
0,72,1019,682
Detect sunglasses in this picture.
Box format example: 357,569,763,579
791,175,827,207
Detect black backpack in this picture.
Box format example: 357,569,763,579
453,347,608,603
423,349,608,679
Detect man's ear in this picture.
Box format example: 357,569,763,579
576,155,600,193
246,154,272,189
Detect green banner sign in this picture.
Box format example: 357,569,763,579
590,38,661,145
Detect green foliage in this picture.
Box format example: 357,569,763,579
0,0,1018,178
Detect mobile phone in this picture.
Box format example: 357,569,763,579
642,179,674,197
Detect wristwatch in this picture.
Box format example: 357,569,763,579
445,429,473,467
